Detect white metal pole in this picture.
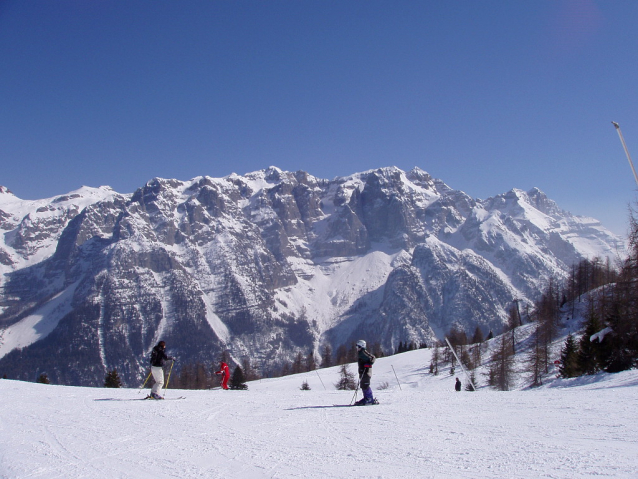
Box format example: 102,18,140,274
612,121,638,187
445,337,477,392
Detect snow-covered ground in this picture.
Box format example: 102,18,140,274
2,349,637,479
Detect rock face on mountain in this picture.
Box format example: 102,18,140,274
0,167,624,386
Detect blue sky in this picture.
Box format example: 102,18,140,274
1,1,637,236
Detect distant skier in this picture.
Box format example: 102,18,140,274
455,377,462,392
148,341,175,400
215,361,230,390
354,340,378,406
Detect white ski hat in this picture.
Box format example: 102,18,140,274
356,339,366,349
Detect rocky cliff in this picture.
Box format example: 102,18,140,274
0,167,624,386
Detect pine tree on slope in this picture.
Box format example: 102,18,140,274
230,365,248,390
558,334,579,378
104,368,122,388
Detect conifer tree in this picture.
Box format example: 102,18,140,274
558,334,579,378
471,326,484,344
37,373,50,384
230,365,248,390
104,368,122,388
465,371,477,391
578,308,603,375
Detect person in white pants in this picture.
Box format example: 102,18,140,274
151,365,165,398
149,341,175,399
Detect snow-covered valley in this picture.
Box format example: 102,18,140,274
2,348,637,479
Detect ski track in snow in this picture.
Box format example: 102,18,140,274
1,349,637,479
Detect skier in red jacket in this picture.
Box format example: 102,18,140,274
215,362,230,390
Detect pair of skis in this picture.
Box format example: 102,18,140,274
143,395,185,401
139,360,177,399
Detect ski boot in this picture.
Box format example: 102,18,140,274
355,396,378,406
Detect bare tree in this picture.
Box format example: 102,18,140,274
334,364,357,390
292,351,305,374
429,346,441,375
241,356,260,381
320,344,333,368
525,323,545,387
306,350,317,371
488,334,515,391
335,344,348,365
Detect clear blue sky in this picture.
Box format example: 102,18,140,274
1,1,637,236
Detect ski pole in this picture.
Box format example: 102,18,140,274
391,365,402,391
350,373,364,405
163,360,175,397
138,371,152,394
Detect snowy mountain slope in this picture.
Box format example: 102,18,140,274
0,167,626,386
0,185,122,273
1,352,637,479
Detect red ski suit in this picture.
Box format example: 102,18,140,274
215,362,230,390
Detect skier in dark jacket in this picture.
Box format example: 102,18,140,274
355,340,378,406
149,341,175,399
455,377,462,392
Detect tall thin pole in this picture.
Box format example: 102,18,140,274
138,370,152,394
445,337,477,392
391,365,402,391
315,369,327,390
163,360,175,398
612,122,638,187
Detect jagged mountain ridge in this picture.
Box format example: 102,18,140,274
0,167,624,386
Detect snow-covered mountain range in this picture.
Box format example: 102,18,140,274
0,167,625,386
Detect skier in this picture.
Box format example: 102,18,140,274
215,361,230,390
148,341,175,400
455,377,462,392
354,340,378,406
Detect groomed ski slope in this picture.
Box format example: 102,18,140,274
1,349,637,479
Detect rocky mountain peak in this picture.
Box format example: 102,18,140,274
0,166,625,387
